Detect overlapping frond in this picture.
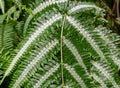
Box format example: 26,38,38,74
0,22,15,51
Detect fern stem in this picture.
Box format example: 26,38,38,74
60,14,66,88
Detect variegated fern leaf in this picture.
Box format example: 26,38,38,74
0,0,120,88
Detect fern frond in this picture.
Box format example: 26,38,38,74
10,39,59,88
66,16,106,60
92,73,108,88
92,61,119,88
1,0,120,88
23,0,67,35
94,26,120,68
63,37,88,74
0,22,15,51
2,14,62,81
64,64,87,88
68,3,100,14
33,63,60,88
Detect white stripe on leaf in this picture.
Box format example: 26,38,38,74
69,4,100,14
92,62,119,88
57,85,62,88
57,85,71,88
24,0,68,31
63,37,88,74
64,64,87,88
3,14,62,83
33,64,60,88
95,27,120,68
12,39,59,88
67,16,106,60
64,85,71,88
92,73,108,88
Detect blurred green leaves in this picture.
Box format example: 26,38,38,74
0,0,5,14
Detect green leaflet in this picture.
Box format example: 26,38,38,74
0,0,120,88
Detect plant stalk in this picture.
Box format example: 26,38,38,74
60,14,66,88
